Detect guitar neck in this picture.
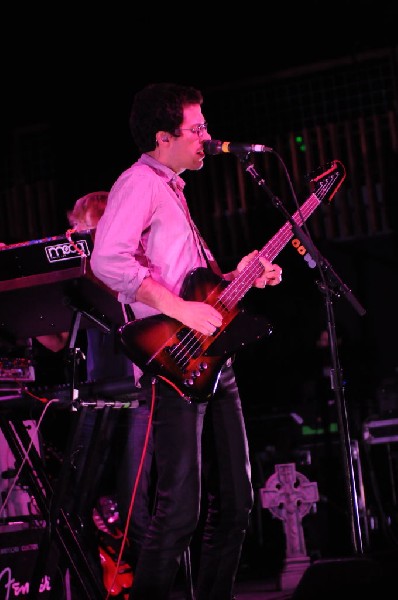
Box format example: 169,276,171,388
218,192,320,310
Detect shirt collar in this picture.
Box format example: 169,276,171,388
139,154,186,192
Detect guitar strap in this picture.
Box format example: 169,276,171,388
190,220,223,278
169,178,223,278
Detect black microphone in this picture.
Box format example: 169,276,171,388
203,139,273,155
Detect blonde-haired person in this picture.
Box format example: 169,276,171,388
67,190,109,230
35,191,109,352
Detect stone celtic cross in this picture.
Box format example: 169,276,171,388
260,462,319,589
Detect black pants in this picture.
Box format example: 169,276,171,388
129,364,254,600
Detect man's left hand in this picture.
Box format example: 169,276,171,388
237,250,282,288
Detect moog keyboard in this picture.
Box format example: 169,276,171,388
0,230,124,340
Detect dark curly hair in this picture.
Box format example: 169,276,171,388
129,83,203,153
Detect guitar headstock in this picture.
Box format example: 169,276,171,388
307,160,346,204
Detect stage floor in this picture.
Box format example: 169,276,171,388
170,550,398,599
171,577,293,600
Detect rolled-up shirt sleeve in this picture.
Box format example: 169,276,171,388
91,168,153,305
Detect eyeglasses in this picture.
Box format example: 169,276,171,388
175,122,208,136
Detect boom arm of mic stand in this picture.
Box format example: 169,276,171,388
240,153,367,555
240,154,366,316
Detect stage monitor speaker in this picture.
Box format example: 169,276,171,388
291,556,391,599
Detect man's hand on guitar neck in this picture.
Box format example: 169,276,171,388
236,250,283,289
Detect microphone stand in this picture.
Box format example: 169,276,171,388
239,153,367,556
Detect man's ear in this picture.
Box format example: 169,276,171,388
156,132,170,146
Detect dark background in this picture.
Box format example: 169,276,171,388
2,0,398,567
3,1,398,198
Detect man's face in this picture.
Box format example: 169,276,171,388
166,104,212,174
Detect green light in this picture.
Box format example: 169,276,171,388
302,423,338,436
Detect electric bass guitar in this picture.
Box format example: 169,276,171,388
118,160,346,402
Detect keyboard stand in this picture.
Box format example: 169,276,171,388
0,411,105,599
0,305,114,599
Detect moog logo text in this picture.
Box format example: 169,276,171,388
45,240,90,263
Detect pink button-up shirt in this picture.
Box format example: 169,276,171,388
91,154,227,385
91,153,208,319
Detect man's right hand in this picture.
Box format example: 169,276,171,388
177,299,223,336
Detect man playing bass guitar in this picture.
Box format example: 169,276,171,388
91,82,282,600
